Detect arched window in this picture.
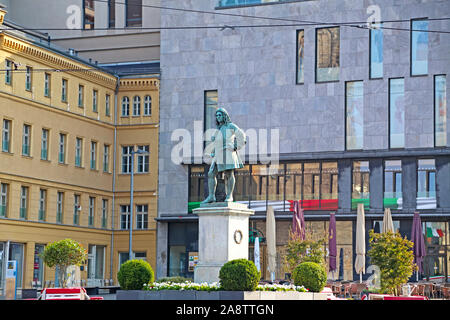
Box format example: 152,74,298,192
133,96,141,116
144,95,152,116
122,96,130,116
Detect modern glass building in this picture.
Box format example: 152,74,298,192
157,0,450,282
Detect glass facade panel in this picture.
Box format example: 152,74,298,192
296,30,304,84
384,160,402,210
9,243,24,287
267,164,285,211
346,81,364,150
84,0,95,29
303,162,320,210
316,27,340,82
352,161,370,210
188,161,338,213
373,220,400,233
204,90,218,133
168,223,198,278
389,78,405,148
435,75,447,147
33,244,45,287
370,24,383,78
109,0,115,28
126,0,142,27
321,162,338,210
234,165,250,204
249,164,268,211
411,19,428,76
417,159,436,209
285,163,302,205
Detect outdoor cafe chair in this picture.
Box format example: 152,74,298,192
343,282,353,298
424,283,436,299
416,284,425,296
350,283,367,299
332,283,341,297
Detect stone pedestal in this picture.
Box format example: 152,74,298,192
193,202,254,284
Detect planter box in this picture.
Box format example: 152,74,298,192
116,290,328,300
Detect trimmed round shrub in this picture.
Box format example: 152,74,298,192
292,262,327,292
117,259,154,290
219,259,260,291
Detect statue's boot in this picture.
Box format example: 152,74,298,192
224,195,233,202
201,194,216,204
201,176,217,204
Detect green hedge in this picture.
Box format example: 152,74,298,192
219,259,260,291
117,259,154,290
292,262,327,292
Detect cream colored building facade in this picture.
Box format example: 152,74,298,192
0,8,159,292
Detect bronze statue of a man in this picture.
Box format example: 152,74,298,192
202,108,246,203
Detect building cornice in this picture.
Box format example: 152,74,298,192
0,33,117,90
118,77,159,92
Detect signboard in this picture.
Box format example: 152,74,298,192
6,260,17,300
188,252,198,272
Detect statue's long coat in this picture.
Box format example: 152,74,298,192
209,122,246,173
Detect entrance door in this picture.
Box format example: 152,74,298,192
87,245,105,286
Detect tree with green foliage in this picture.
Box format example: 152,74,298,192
39,239,87,288
368,230,417,296
283,230,327,274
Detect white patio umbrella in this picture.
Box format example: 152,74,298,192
355,203,366,283
266,206,277,281
254,237,261,273
382,208,395,233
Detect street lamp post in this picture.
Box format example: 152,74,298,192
129,148,149,261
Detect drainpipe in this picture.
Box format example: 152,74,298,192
110,75,120,282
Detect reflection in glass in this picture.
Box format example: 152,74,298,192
267,164,286,211
285,163,302,203
316,27,340,82
297,30,305,84
373,220,400,233
250,165,268,211
411,19,428,76
168,245,186,277
384,160,402,209
321,162,338,210
352,161,370,210
389,78,405,148
126,0,142,27
234,165,250,203
84,0,95,29
189,166,205,204
435,75,447,146
417,159,436,209
346,81,364,150
303,163,320,210
370,24,383,78
204,90,218,132
109,0,115,28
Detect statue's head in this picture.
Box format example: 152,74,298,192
215,108,231,126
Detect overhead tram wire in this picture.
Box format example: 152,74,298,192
33,0,447,34
3,22,450,34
